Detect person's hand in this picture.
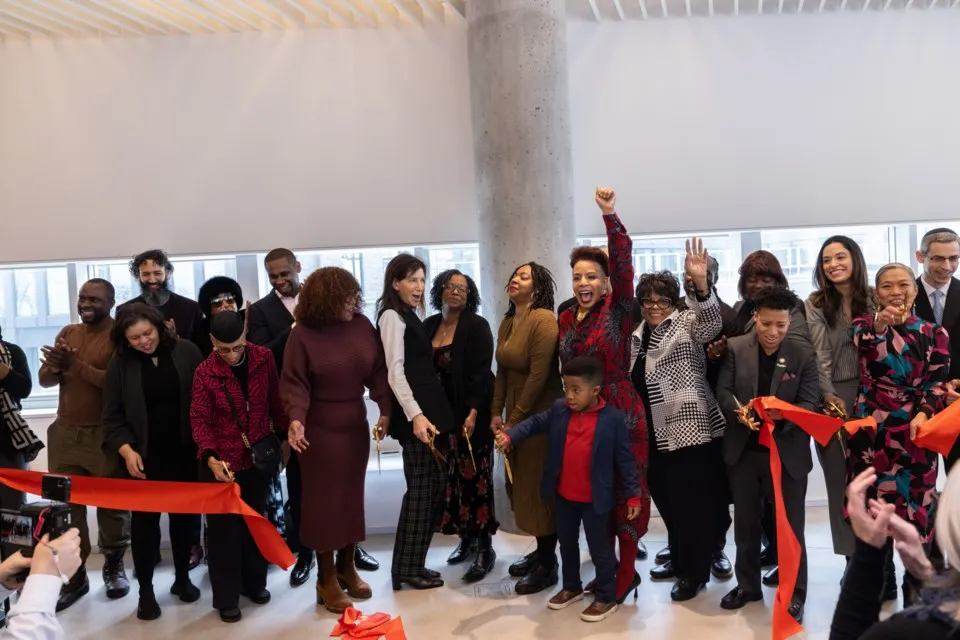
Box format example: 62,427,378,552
0,552,31,589
0,362,9,381
31,530,82,582
946,380,960,406
869,501,935,582
909,412,928,440
490,416,504,434
412,414,438,444
684,237,710,295
463,410,477,438
824,393,847,418
595,186,617,216
164,318,178,337
289,420,309,453
736,410,760,431
874,305,905,333
374,415,389,439
707,336,727,361
40,343,71,371
845,468,892,548
494,430,511,452
626,504,641,521
119,445,146,479
208,458,234,483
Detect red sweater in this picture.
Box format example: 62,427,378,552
556,400,605,502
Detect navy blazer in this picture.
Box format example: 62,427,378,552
508,399,641,515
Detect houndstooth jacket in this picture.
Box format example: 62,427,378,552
630,293,726,452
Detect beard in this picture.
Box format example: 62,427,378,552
140,279,171,306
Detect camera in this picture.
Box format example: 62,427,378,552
0,475,72,560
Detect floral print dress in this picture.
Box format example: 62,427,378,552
847,314,950,542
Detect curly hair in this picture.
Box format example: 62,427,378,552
809,236,873,328
505,262,556,317
570,246,610,277
752,286,800,313
430,269,480,314
129,249,174,279
738,250,788,300
296,267,362,328
111,303,177,356
636,271,682,307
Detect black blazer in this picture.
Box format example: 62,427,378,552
914,276,960,380
423,311,495,448
716,333,820,480
101,339,204,465
248,293,294,371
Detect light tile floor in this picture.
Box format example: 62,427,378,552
56,507,899,640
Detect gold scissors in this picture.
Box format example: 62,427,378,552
372,425,382,475
463,424,477,472
428,432,446,471
494,429,514,484
734,397,760,432
218,460,234,482
825,400,848,444
899,302,907,325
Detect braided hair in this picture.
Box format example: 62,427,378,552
505,262,557,317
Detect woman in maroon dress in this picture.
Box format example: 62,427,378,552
281,267,392,614
558,187,650,603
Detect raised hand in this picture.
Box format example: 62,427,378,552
684,236,710,295
595,187,617,216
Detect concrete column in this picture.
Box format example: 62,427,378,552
467,0,576,535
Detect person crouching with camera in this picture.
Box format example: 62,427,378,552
0,528,82,638
101,304,205,621
189,311,287,623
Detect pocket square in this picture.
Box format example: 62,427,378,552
781,372,797,381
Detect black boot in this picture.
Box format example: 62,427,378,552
447,537,477,565
463,534,495,583
102,551,130,599
137,587,161,621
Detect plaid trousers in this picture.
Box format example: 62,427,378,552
391,439,447,578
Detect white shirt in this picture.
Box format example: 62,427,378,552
275,289,298,318
0,574,64,640
377,310,423,422
920,275,950,312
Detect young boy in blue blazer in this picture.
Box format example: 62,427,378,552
495,355,641,622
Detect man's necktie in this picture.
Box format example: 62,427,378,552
933,289,945,325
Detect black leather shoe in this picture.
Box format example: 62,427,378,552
170,578,200,603
720,586,763,610
447,537,477,565
422,568,441,579
463,548,496,583
355,545,379,572
759,547,777,568
219,606,242,623
102,552,130,599
290,551,315,587
56,567,90,612
711,551,734,580
637,540,648,561
392,575,444,591
655,546,671,565
508,551,539,578
514,562,558,595
188,545,204,571
788,599,804,623
650,560,676,581
671,578,707,602
241,588,271,605
762,567,779,587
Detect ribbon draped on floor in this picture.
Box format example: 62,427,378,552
331,607,406,640
0,469,295,569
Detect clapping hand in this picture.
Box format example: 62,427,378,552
846,468,893,548
869,499,934,581
595,187,616,216
684,237,710,295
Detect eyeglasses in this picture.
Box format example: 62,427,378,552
210,295,236,308
444,284,468,294
928,255,960,266
214,344,246,355
641,298,673,310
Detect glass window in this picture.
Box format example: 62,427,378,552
80,262,138,305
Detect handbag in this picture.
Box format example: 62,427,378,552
219,380,282,473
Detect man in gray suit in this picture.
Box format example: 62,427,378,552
715,287,819,624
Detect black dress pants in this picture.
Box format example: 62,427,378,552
206,467,270,609
649,441,720,584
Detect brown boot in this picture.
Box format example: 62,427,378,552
336,544,373,600
316,552,352,614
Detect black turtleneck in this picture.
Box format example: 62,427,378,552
230,353,249,399
138,345,181,462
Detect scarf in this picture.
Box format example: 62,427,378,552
0,342,43,462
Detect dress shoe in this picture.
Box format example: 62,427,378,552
354,545,379,572
514,562,558,595
137,592,162,621
188,545,204,571
617,571,642,604
102,551,130,599
789,599,804,623
580,600,618,623
711,551,733,580
762,567,779,587
447,537,477,565
463,548,496,583
720,586,763,610
422,568,441,579
219,606,242,623
508,551,539,578
759,547,777,568
170,577,200,603
671,578,707,602
650,560,676,581
241,588,271,605
636,540,648,561
56,567,90,613
392,575,444,591
290,551,315,587
655,546,672,565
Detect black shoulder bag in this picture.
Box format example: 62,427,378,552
219,380,281,474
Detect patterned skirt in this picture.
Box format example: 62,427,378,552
438,433,499,538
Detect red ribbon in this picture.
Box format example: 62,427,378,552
751,398,877,640
331,607,406,640
0,469,295,569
